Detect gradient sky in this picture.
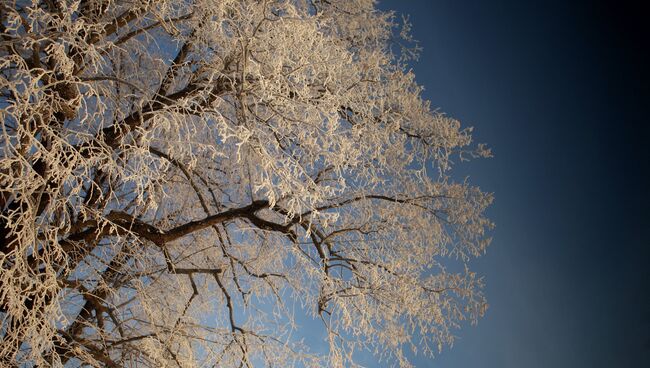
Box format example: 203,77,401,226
373,1,650,367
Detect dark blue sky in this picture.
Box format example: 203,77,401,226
377,1,650,367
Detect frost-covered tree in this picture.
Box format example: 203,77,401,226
0,0,493,366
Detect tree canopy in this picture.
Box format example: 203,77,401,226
0,0,493,366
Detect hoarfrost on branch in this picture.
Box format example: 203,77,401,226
0,1,493,366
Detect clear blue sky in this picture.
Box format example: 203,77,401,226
374,1,650,367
